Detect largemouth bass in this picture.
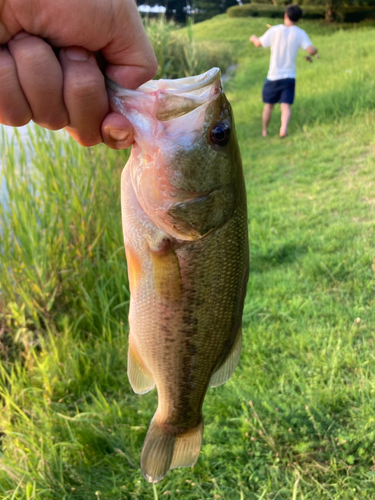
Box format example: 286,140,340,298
108,68,249,483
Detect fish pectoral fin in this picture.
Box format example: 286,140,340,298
127,340,155,395
150,241,182,301
125,245,143,297
166,187,235,239
170,419,204,470
210,328,242,388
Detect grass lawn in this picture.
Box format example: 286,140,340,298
1,14,375,500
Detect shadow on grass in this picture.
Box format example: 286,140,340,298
251,243,307,273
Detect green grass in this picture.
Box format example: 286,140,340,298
145,17,234,79
1,15,375,500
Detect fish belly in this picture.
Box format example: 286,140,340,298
121,159,249,482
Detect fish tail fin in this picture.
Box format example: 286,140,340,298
141,417,175,484
141,416,204,483
170,418,204,470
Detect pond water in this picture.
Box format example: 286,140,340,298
0,124,33,204
0,124,69,206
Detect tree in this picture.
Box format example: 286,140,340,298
136,0,240,23
136,0,188,23
324,0,344,21
166,0,189,22
192,0,239,22
325,0,333,21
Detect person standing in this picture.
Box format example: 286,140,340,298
250,5,318,138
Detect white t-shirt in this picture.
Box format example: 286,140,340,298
259,25,312,81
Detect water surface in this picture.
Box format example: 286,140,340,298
0,124,34,204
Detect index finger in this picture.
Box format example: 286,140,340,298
1,0,158,90
101,2,158,89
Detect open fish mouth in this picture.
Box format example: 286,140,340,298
106,68,222,123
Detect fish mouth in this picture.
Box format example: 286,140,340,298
107,68,222,122
106,67,221,97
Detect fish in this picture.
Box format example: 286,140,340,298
107,68,249,483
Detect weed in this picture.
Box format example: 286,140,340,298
1,14,375,500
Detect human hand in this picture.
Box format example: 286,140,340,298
0,0,158,149
249,35,261,48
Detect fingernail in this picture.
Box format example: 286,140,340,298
64,47,90,62
108,129,131,142
12,31,29,41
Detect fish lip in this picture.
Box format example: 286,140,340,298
106,67,221,97
107,68,223,133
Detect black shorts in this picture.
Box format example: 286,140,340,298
262,78,296,105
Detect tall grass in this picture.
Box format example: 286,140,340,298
0,18,237,497
144,17,234,79
0,128,130,360
1,14,375,500
0,15,235,359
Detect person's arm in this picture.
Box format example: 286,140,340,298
306,45,318,56
0,0,158,149
300,31,318,57
249,35,262,48
252,28,273,49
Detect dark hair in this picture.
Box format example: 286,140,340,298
285,5,303,22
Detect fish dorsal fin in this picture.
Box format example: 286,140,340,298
210,328,242,388
128,340,155,395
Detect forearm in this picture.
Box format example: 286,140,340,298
249,35,262,48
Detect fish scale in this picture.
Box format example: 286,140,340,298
108,67,249,483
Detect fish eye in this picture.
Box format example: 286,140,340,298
210,123,231,146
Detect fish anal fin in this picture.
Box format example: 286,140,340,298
150,241,182,301
127,340,155,395
210,328,242,388
170,419,204,470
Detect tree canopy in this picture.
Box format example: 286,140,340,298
136,1,240,23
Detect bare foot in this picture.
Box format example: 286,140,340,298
262,130,267,137
280,129,288,138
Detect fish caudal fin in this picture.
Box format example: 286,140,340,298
170,419,204,470
141,417,204,483
209,328,242,388
127,340,155,394
141,418,175,483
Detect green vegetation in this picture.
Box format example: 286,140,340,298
144,17,233,79
1,14,375,500
227,4,326,20
136,0,238,23
227,2,375,23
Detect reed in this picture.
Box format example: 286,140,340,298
0,127,130,360
144,16,233,79
1,14,375,500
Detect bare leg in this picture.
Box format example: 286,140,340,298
280,103,291,137
262,104,274,137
